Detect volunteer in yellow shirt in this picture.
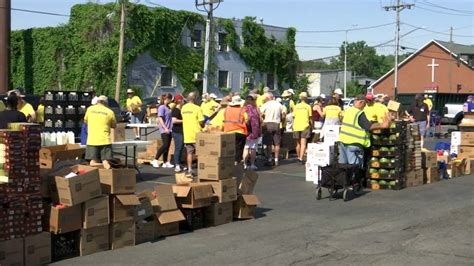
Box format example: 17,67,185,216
201,93,220,123
209,97,230,131
84,95,117,169
256,87,271,108
36,98,45,123
424,94,433,111
293,92,312,164
9,89,36,122
181,92,204,177
322,98,342,125
364,93,388,123
126,89,142,140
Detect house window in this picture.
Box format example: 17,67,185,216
218,33,228,51
218,71,229,88
161,67,173,87
191,29,202,48
266,73,275,89
244,72,253,84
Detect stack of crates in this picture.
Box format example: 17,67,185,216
367,121,408,190
43,91,93,138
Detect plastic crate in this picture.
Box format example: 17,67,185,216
367,179,405,190
371,149,404,157
180,208,205,231
51,231,80,262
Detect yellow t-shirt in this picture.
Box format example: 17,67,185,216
256,95,266,108
0,101,5,112
323,105,342,119
126,96,142,113
201,99,220,117
182,103,204,144
363,104,378,122
210,109,225,130
18,102,35,119
289,99,295,112
424,99,433,111
84,104,116,146
375,102,388,123
293,102,312,132
36,104,45,123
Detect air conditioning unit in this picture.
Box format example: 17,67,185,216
194,73,203,80
193,41,201,48
244,77,251,83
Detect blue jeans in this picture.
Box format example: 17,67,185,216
338,143,364,167
172,132,184,166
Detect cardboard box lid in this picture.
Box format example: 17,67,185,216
115,194,140,206
387,100,400,112
155,185,178,211
239,171,258,195
157,209,185,224
40,144,85,160
242,194,260,205
191,183,213,200
172,184,192,197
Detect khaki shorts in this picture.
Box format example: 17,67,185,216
185,144,196,155
85,145,113,161
293,128,311,139
262,122,282,146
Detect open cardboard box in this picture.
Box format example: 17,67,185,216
172,183,213,209
40,144,85,169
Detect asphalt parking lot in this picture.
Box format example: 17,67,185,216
53,134,474,265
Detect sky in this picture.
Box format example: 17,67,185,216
10,0,474,61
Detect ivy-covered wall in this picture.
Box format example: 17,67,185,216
10,3,298,100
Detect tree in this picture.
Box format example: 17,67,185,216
346,80,365,97
338,41,380,79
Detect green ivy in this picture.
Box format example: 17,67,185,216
10,3,297,100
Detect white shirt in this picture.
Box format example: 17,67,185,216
260,100,284,123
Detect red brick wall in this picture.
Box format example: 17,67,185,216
373,42,474,97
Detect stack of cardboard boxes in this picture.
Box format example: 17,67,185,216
422,151,439,184
405,123,423,187
0,124,52,266
450,131,474,176
195,132,237,226
305,142,336,184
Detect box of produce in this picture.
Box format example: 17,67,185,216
368,168,402,179
372,134,403,146
371,146,403,157
372,122,407,134
369,157,401,169
368,179,404,190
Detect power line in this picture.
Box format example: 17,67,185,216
297,22,395,33
9,7,70,17
404,23,474,38
415,5,473,17
419,0,474,15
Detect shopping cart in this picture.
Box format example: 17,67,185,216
316,164,362,201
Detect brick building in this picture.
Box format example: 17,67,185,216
371,40,474,97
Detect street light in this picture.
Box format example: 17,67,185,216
343,24,357,99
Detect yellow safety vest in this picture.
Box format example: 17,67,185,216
339,107,370,147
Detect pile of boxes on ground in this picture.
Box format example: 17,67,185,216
444,131,474,178
1,128,261,265
137,139,183,164
0,124,51,266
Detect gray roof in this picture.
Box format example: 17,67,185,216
436,40,474,55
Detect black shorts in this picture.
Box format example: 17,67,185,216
85,145,113,161
262,122,282,146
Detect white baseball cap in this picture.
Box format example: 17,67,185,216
334,88,343,95
288,89,295,95
209,93,217,99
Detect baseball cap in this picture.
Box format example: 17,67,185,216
98,95,108,102
334,88,343,95
209,93,217,99
299,92,308,99
126,89,134,94
365,93,375,101
174,94,184,103
288,88,295,95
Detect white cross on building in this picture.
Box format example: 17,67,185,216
427,58,439,83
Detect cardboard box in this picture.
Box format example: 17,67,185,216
387,100,400,112
172,183,213,209
422,151,438,168
111,123,126,142
135,195,154,221
50,204,82,234
40,168,52,198
110,194,140,222
448,159,466,178
80,225,109,256
451,131,474,146
0,238,23,266
110,221,135,250
197,156,234,180
463,159,474,175
306,143,335,167
135,219,155,244
322,125,340,145
406,169,424,187
154,222,179,238
458,146,474,158
99,168,136,194
83,195,110,229
153,184,178,212
233,194,260,219
146,139,163,158
55,165,102,206
238,170,258,195
40,144,85,169
196,132,235,157
200,178,237,203
424,167,440,184
205,202,233,226
24,232,51,265
305,163,320,184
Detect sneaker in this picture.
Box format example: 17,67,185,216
274,160,279,166
243,164,248,170
174,165,182,173
250,164,258,171
162,162,175,168
151,160,160,168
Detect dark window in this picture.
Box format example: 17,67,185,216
266,73,274,89
192,30,202,47
218,71,229,88
161,68,173,87
218,33,228,51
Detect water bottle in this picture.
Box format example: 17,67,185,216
51,132,57,146
67,131,75,144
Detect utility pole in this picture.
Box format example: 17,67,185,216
448,26,453,92
344,31,348,99
114,0,126,102
0,0,10,94
196,0,222,95
384,0,414,99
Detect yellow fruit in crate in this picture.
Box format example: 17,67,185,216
371,173,380,179
372,184,380,190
